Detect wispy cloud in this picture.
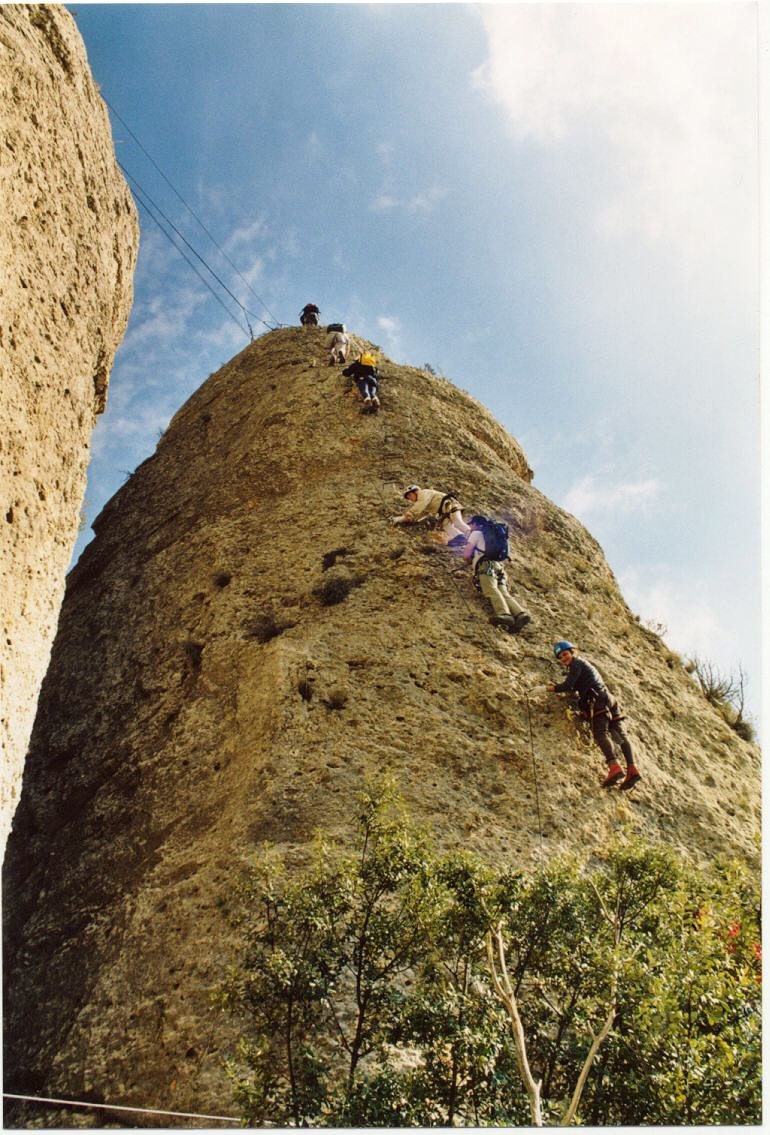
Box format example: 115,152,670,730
305,131,323,158
618,566,723,665
121,286,208,352
224,217,268,254
472,5,757,277
371,193,398,212
405,186,447,214
376,315,402,356
563,475,658,519
370,186,447,215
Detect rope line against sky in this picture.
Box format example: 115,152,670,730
106,96,280,328
119,162,267,338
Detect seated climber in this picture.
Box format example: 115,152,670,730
462,514,532,633
543,641,641,791
342,353,380,407
327,328,350,365
391,485,470,542
299,303,320,326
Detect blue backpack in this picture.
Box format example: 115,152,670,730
475,516,510,562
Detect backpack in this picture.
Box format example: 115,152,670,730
476,517,510,562
327,323,346,333
437,492,459,517
359,352,377,367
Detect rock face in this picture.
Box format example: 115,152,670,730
3,328,759,1124
0,4,138,846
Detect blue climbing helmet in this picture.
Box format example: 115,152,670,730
553,640,575,657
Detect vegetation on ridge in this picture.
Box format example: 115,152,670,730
221,781,761,1127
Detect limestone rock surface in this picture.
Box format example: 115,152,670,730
0,4,139,845
3,328,758,1124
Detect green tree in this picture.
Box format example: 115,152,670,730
222,786,761,1127
585,858,761,1125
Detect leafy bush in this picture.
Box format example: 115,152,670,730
221,782,761,1127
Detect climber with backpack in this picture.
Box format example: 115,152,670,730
462,515,532,633
342,352,380,409
391,485,470,541
299,303,320,327
326,325,350,365
543,641,641,791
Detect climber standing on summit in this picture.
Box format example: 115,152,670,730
545,642,641,791
299,303,320,326
391,485,470,542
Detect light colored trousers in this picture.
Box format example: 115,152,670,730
477,562,527,619
441,508,470,539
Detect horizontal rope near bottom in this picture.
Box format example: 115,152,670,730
3,1092,241,1125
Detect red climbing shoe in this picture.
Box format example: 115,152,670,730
619,766,642,792
601,762,624,788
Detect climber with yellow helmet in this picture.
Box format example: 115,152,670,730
342,353,381,410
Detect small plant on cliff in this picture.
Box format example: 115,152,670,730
688,656,756,743
312,574,361,607
221,785,761,1127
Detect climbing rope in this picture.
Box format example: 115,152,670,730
123,174,253,339
3,1092,240,1125
119,163,269,337
106,97,281,329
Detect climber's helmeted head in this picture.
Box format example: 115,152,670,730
553,640,576,665
468,515,488,529
403,485,420,500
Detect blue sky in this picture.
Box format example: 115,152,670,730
69,2,761,722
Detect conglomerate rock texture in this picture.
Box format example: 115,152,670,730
0,4,138,846
3,327,759,1125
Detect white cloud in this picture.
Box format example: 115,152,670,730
618,566,723,665
370,186,447,215
406,186,448,214
371,193,398,212
305,131,322,158
121,285,208,352
472,5,757,275
563,474,658,519
376,315,402,354
224,217,268,254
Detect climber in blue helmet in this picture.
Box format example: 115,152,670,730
545,641,641,791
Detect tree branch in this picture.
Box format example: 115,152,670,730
485,926,543,1127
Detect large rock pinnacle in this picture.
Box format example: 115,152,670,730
0,4,139,846
3,327,758,1123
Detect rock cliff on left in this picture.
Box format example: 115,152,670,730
0,4,138,847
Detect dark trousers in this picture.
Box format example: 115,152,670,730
356,376,378,399
590,695,634,767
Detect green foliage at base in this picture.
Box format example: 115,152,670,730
219,780,761,1127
